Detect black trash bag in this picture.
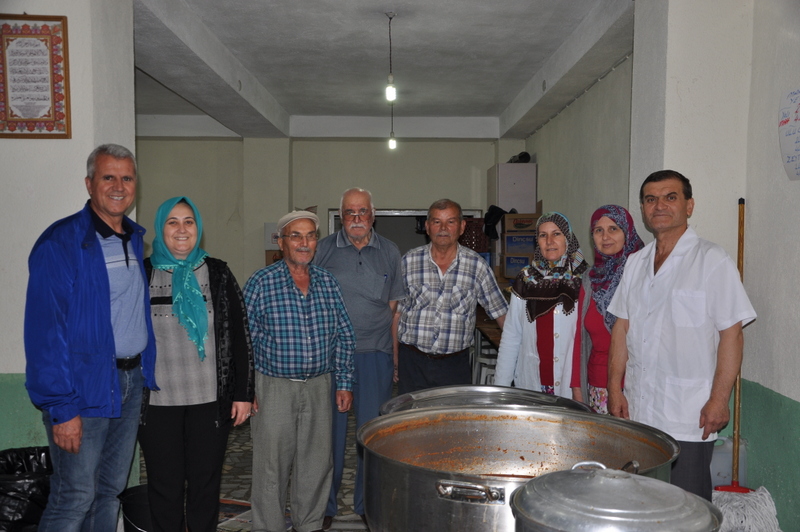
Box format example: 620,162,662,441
483,205,510,240
0,446,52,532
506,151,531,163
119,485,151,532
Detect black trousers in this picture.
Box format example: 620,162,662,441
671,440,715,501
138,402,231,532
397,344,471,395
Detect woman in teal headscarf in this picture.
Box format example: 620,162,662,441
138,197,254,532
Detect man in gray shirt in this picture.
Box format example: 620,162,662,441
314,188,404,529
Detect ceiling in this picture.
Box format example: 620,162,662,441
133,0,634,139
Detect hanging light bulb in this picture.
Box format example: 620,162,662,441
386,73,396,102
388,103,397,150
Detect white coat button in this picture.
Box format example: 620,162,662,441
554,333,560,338
555,381,561,386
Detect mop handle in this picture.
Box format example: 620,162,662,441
732,198,745,484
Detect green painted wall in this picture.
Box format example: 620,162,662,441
0,373,140,485
0,374,47,450
740,380,799,527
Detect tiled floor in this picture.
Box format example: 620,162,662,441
140,411,368,531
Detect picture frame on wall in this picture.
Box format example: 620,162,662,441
0,14,70,138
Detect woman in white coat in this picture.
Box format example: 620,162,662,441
494,212,588,399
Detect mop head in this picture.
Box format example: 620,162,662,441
712,486,781,532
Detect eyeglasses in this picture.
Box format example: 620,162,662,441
281,232,319,242
342,208,372,220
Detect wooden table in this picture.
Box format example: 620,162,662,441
475,306,502,347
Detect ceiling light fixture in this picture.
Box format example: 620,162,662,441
388,104,396,149
385,12,397,150
385,12,396,102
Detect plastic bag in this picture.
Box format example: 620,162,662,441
0,447,52,532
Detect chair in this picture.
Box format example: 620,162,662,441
472,328,498,385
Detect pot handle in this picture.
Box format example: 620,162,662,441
571,461,607,470
621,460,640,474
436,480,505,505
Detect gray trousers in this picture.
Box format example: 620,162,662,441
251,373,333,532
671,440,715,501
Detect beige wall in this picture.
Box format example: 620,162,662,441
242,138,292,279
135,138,247,279
136,138,292,285
525,56,633,246
291,139,510,218
135,138,525,283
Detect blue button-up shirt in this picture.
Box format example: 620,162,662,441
244,260,355,391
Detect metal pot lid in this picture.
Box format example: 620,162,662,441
379,384,591,415
511,462,722,532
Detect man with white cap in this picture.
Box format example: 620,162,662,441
244,210,355,532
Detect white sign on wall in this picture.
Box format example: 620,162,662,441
778,87,800,180
264,223,280,250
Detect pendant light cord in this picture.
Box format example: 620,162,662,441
388,15,393,75
386,12,397,148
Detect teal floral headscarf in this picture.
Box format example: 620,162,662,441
150,196,210,360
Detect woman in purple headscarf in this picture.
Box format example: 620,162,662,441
575,205,644,414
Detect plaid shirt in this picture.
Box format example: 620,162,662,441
243,261,355,391
397,244,508,355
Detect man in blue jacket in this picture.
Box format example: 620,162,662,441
24,144,157,531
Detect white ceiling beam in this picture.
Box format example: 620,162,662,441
133,0,289,137
500,0,634,138
136,115,239,138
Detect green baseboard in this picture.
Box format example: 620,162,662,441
0,374,47,449
739,380,799,527
0,373,139,485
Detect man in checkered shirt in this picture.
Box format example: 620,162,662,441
394,199,508,395
244,210,355,532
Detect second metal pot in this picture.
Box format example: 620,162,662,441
511,462,722,531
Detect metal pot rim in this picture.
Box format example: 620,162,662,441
379,384,593,415
358,404,679,477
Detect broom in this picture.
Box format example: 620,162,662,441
711,198,780,531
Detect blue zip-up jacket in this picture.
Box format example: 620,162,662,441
24,203,157,425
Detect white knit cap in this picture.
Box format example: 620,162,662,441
277,210,319,232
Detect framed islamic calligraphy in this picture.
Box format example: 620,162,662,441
0,14,70,138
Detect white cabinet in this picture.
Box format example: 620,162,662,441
487,163,537,213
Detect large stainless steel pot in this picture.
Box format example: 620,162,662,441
379,385,592,415
511,462,722,531
358,405,678,532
